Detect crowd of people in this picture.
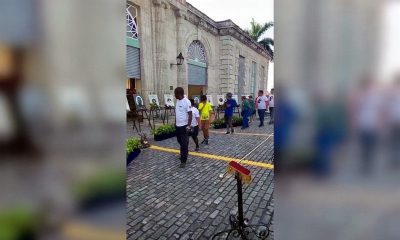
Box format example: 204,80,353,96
173,87,274,168
240,89,274,130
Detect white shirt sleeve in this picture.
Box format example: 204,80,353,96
186,99,192,112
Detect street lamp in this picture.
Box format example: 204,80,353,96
170,52,184,67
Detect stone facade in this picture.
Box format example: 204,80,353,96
127,0,271,105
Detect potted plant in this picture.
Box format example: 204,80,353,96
212,118,226,129
73,169,125,210
0,207,42,240
232,116,243,127
152,124,176,141
126,137,142,165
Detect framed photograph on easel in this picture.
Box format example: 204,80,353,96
148,95,160,106
164,94,174,107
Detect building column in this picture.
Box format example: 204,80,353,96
219,36,235,95
175,9,188,93
153,0,168,98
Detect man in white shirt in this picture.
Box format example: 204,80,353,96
174,87,192,168
189,99,200,152
255,90,269,127
268,88,275,124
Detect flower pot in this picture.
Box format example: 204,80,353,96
127,149,141,165
213,124,226,129
154,131,176,141
232,122,243,127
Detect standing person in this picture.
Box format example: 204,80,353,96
255,90,269,127
268,88,275,124
249,95,256,122
241,96,251,129
224,92,237,134
174,87,192,168
189,99,200,151
198,95,213,144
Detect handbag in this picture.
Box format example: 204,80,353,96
186,126,194,136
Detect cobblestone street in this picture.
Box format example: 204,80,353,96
127,117,274,239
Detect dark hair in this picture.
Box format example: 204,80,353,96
258,90,264,94
200,95,207,102
174,87,184,95
190,99,195,105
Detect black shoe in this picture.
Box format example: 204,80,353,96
205,139,209,145
179,162,186,168
195,147,199,152
259,124,264,127
201,139,206,144
226,131,230,134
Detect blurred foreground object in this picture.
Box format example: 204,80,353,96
275,0,400,239
1,0,126,239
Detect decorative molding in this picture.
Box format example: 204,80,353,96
153,0,168,8
152,0,162,6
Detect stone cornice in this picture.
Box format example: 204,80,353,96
153,0,169,9
185,2,271,60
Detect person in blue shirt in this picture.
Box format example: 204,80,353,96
224,92,237,134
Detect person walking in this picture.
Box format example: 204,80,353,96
174,87,192,168
189,99,200,151
255,90,268,127
224,92,237,134
268,88,275,124
198,95,213,144
241,96,251,129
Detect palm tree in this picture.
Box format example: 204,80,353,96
246,19,274,60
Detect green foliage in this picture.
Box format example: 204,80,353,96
212,118,226,128
73,169,125,206
0,207,40,240
126,137,142,154
245,19,274,59
151,124,176,136
232,116,243,125
149,103,158,110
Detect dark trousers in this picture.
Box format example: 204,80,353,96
191,126,199,148
242,110,250,128
269,107,274,123
258,109,266,126
225,115,233,131
176,125,189,163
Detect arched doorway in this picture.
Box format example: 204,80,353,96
187,40,207,99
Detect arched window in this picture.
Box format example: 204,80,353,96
187,40,207,64
187,40,207,86
126,4,138,39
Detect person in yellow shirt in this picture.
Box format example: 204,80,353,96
198,95,214,144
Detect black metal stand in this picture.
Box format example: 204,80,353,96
212,172,269,240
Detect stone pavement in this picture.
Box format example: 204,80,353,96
127,117,274,239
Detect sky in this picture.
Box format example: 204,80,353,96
379,1,400,81
188,0,274,90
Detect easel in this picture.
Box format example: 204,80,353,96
212,161,269,240
162,106,175,124
126,94,142,133
233,106,241,117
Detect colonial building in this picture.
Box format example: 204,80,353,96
126,0,271,105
